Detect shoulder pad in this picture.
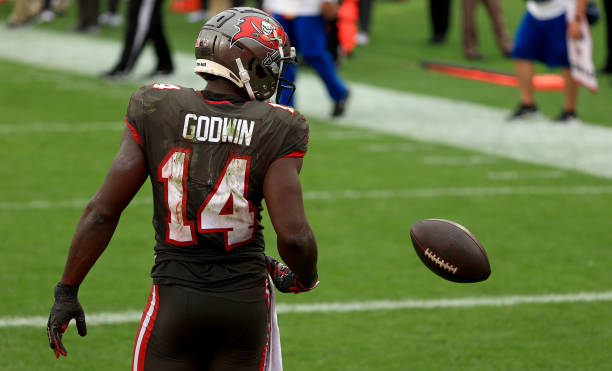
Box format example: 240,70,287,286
266,102,297,114
134,83,195,105
128,84,194,120
265,102,306,122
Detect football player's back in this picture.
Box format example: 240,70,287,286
125,82,309,297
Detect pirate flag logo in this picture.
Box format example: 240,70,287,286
231,16,286,50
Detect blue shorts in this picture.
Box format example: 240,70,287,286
511,12,570,68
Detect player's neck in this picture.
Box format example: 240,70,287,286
204,79,250,100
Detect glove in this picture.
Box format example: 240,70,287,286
266,256,319,294
47,283,87,358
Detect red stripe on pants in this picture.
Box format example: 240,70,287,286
132,285,159,371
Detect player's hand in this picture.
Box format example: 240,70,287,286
47,283,87,358
266,256,319,294
568,19,583,39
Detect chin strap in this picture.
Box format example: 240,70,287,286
194,59,243,88
235,57,256,101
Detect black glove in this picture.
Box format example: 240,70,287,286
266,256,319,294
47,283,87,358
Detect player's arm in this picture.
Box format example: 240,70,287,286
263,157,318,293
59,127,147,286
47,127,147,358
568,0,589,39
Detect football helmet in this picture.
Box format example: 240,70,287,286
194,7,296,103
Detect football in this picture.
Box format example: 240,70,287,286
410,219,490,283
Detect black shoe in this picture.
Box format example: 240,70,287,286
100,68,129,80
554,110,580,124
332,91,350,118
69,24,100,34
465,53,483,61
507,103,538,121
428,35,446,45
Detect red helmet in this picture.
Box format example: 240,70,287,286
194,7,296,102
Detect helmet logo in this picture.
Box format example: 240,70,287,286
231,16,286,50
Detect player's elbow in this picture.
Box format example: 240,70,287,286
83,200,119,227
278,227,318,262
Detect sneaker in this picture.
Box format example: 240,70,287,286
356,32,370,46
428,35,446,44
100,69,129,80
39,10,55,23
465,52,483,61
332,91,350,118
99,12,122,27
507,103,538,121
554,110,580,124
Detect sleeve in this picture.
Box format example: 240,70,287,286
124,88,147,147
275,113,309,160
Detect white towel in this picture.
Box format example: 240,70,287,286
566,6,598,93
264,276,283,371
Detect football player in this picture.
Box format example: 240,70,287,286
47,7,319,371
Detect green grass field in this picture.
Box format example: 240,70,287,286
2,1,612,370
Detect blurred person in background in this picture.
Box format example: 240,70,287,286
7,0,43,27
508,0,588,123
98,0,122,27
429,0,451,44
70,0,99,33
38,0,71,23
102,0,174,79
602,0,612,73
357,0,373,45
264,0,350,117
461,0,512,59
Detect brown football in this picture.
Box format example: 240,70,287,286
410,219,490,283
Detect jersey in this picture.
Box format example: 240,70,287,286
527,0,573,20
124,83,309,301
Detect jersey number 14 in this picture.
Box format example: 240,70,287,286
158,149,255,250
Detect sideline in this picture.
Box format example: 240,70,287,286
3,290,612,328
1,26,612,178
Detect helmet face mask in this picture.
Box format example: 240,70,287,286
274,54,297,105
194,7,297,104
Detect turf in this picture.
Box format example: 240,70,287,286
2,1,612,370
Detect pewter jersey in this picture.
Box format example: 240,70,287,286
125,83,308,299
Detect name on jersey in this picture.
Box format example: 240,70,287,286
182,113,254,146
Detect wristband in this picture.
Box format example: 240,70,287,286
55,283,79,299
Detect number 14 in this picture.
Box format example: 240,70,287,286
158,149,256,250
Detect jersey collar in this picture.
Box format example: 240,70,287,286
199,90,248,105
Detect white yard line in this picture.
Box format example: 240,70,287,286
0,122,124,134
2,185,612,210
486,170,567,180
1,27,612,178
3,290,612,328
